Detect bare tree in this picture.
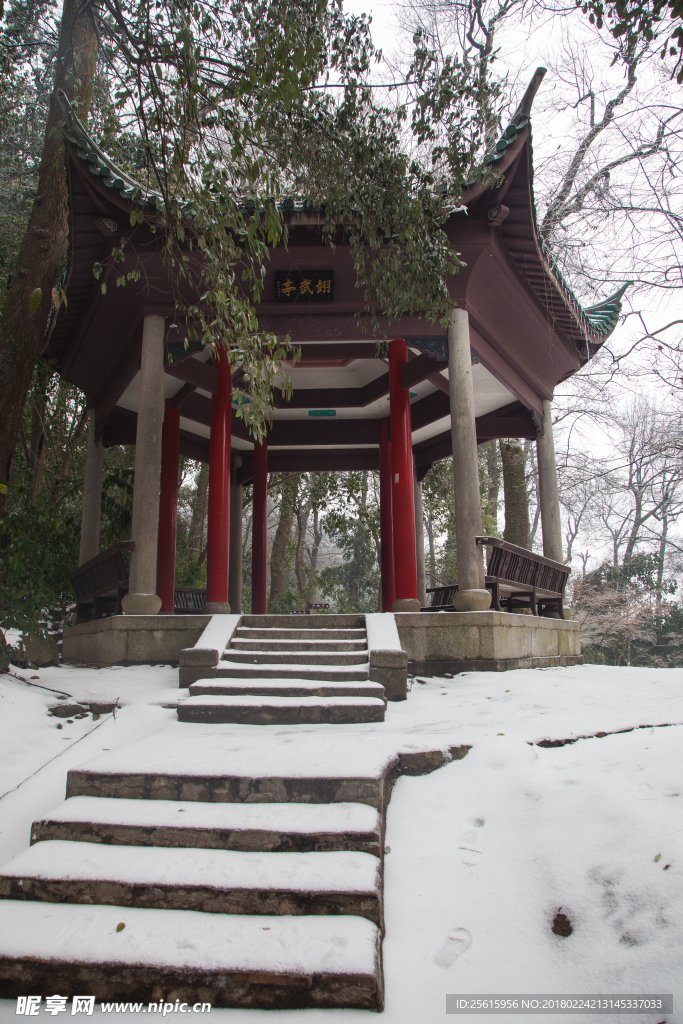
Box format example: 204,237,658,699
557,398,683,581
530,26,683,327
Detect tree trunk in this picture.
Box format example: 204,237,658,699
500,440,530,548
483,440,500,530
29,373,51,498
51,401,88,503
309,508,323,571
242,512,252,556
655,514,669,615
352,472,369,608
269,476,297,604
621,479,645,571
425,514,436,581
307,506,323,604
523,440,541,547
189,464,208,554
293,498,311,606
0,0,99,514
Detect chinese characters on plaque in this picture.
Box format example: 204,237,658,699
274,270,334,303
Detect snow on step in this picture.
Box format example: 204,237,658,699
1,841,380,894
36,797,379,832
68,725,402,784
188,679,385,699
32,796,381,854
231,639,368,649
236,627,366,640
224,651,369,665
177,694,386,725
0,901,382,1010
217,660,369,681
0,841,382,922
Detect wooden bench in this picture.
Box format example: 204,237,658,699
174,587,208,614
71,543,208,621
290,603,331,615
478,536,569,617
70,542,135,622
422,537,569,618
424,583,458,611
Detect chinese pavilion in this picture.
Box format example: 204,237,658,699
44,68,627,617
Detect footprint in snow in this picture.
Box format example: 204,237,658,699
434,927,472,967
459,817,485,866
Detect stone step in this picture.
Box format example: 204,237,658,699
230,638,368,652
0,841,382,924
177,695,386,725
189,679,385,700
236,628,366,641
0,901,383,1010
217,661,369,681
240,615,365,629
66,730,393,805
31,797,382,854
224,650,369,666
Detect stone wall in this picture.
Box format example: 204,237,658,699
395,611,581,675
61,610,581,674
62,616,210,666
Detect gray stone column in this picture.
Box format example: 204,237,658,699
414,464,427,608
448,307,491,611
229,456,243,613
79,410,104,565
122,315,165,615
536,398,563,562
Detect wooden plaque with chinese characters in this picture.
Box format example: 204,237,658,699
274,270,334,303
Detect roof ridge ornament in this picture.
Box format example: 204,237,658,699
57,88,164,210
584,281,632,314
478,67,546,174
581,282,632,341
511,67,547,124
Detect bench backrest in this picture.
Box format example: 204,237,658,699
426,585,457,607
476,536,569,595
174,587,207,611
70,542,135,603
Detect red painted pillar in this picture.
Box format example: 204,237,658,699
252,440,268,614
389,338,418,608
206,346,231,611
379,418,396,613
157,399,180,614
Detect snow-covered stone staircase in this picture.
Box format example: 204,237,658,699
177,615,387,724
0,614,420,1010
0,740,388,1008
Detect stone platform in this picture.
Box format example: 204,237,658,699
396,611,581,675
62,611,581,673
62,615,210,666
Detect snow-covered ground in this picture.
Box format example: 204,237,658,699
0,662,681,1023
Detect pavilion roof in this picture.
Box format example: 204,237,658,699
50,72,628,367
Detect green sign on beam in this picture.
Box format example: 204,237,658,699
308,409,336,417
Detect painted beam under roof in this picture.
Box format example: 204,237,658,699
165,358,217,394
292,342,380,360
237,450,380,482
413,408,537,468
102,401,536,477
161,346,449,416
